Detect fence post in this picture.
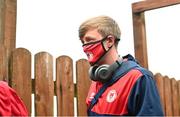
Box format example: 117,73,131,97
132,11,148,69
0,45,8,81
0,0,17,51
0,0,17,83
0,0,5,45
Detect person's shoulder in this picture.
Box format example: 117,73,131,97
132,67,156,87
122,54,153,78
135,66,154,78
115,68,143,85
127,68,143,78
121,66,154,84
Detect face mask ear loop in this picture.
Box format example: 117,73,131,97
101,40,107,52
101,36,114,52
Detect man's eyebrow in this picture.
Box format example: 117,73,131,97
80,36,97,44
84,36,96,40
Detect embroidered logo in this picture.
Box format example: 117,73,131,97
106,90,117,103
89,92,95,99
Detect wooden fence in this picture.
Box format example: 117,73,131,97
0,46,91,116
154,73,180,116
0,46,180,116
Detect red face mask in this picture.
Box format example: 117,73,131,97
83,37,111,65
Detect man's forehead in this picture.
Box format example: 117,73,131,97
83,30,102,39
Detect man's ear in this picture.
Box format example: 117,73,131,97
106,35,115,48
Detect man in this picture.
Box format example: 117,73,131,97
78,15,164,116
0,81,28,116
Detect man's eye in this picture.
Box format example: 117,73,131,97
85,40,95,44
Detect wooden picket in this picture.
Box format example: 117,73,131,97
10,48,32,115
34,52,54,116
178,81,180,115
56,56,74,116
171,78,179,116
76,59,91,116
164,76,173,116
154,73,165,113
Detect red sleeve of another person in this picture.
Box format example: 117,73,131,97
0,81,28,116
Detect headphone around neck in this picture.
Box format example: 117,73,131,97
89,59,123,83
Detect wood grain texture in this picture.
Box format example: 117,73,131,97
0,0,5,44
0,45,8,81
132,12,148,68
3,0,17,53
10,48,31,115
76,59,91,116
178,81,180,115
0,0,17,83
164,76,173,116
154,73,165,114
56,56,74,116
171,78,179,116
132,0,180,13
35,52,54,116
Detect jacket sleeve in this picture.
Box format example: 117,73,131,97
0,81,28,116
127,74,164,116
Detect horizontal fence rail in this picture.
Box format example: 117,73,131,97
0,46,180,116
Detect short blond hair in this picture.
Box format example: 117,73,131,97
79,15,121,47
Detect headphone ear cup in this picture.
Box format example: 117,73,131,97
89,65,99,81
89,60,121,83
95,65,111,82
